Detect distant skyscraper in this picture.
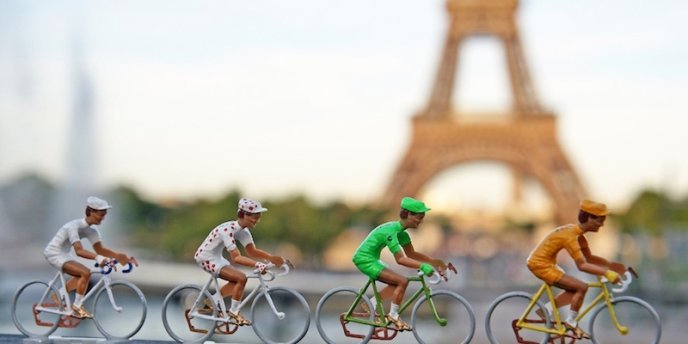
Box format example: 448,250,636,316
52,27,98,226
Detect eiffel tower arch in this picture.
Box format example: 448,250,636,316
381,0,586,223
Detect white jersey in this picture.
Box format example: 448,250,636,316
194,220,254,263
44,218,102,257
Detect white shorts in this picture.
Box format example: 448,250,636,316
195,256,230,277
45,253,77,271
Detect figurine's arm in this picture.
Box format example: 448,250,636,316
393,250,423,269
72,241,98,260
244,243,285,266
578,236,624,274
93,242,138,266
574,257,620,283
229,247,267,272
402,243,447,271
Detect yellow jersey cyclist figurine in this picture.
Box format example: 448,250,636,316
526,199,626,338
43,196,139,319
352,196,448,331
194,198,291,326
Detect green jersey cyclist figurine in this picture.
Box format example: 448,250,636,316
352,196,448,331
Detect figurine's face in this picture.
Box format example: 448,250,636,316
406,211,426,228
88,210,108,225
242,212,262,228
587,214,606,232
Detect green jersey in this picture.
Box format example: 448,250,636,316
352,221,412,264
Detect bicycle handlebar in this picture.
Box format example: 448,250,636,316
611,271,633,293
600,270,634,293
95,262,114,275
94,260,134,275
417,261,458,285
122,262,134,273
251,261,292,281
425,272,443,285
277,262,291,276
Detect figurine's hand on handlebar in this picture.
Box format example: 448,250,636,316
604,270,620,284
95,255,112,268
255,261,268,274
419,263,435,276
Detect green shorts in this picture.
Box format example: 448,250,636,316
354,259,387,280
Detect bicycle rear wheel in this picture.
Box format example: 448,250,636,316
161,284,216,343
251,286,311,344
484,291,551,344
589,296,661,344
411,290,475,344
315,287,375,344
92,280,147,339
12,281,64,338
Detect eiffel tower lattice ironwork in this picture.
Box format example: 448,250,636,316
381,0,586,223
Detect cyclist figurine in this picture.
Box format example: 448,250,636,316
194,198,290,326
43,196,139,319
352,196,447,331
526,199,626,338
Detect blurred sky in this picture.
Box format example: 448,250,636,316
0,0,686,213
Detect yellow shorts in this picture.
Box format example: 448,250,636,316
527,263,564,285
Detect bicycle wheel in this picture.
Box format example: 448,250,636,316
251,286,311,344
485,291,551,344
161,284,216,343
12,281,65,338
92,280,147,339
315,287,375,344
589,296,661,344
410,289,475,344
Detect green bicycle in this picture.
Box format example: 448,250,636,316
315,263,475,344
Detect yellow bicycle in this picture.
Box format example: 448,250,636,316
485,268,661,344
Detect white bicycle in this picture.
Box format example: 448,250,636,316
11,261,147,340
161,263,311,343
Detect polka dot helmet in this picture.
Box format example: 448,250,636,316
238,198,268,214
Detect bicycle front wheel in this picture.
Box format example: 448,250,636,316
315,287,375,344
92,280,147,339
251,286,311,344
161,284,216,343
589,296,661,344
485,291,551,344
411,290,475,344
12,281,65,338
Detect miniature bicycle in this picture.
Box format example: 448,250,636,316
315,263,475,344
161,262,310,344
11,261,147,340
485,268,661,344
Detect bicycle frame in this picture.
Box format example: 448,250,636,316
515,276,628,337
343,275,446,328
188,270,285,324
35,268,120,319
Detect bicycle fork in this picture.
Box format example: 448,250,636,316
581,283,629,335
101,278,123,312
258,286,285,320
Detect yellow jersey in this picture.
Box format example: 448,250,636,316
526,224,585,284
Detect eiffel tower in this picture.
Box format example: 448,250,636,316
381,0,586,223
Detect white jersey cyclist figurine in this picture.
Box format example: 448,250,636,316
43,196,139,318
194,198,292,326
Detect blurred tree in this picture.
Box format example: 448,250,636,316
16,172,688,266
615,190,671,235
